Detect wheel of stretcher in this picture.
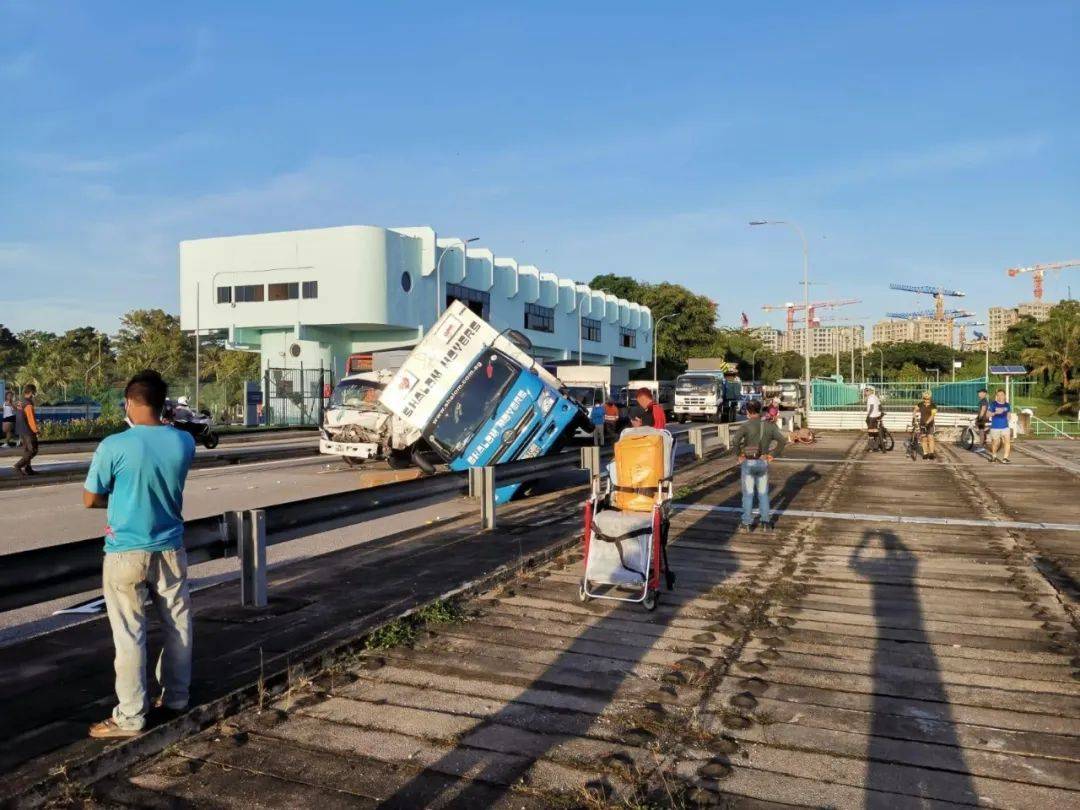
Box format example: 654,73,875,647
578,580,589,602
643,590,658,611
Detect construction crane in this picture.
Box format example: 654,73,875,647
885,308,974,320
761,298,860,336
1005,259,1080,301
888,283,965,320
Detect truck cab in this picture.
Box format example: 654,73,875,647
380,301,588,503
674,370,739,423
319,370,422,466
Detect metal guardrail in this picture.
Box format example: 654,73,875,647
0,449,597,614
687,424,731,460
1,428,726,614
1027,415,1078,439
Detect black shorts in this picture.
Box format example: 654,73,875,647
919,423,935,436
866,416,880,430
1,416,14,425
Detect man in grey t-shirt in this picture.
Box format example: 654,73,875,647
731,399,787,532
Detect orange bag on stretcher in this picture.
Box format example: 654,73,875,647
612,430,668,512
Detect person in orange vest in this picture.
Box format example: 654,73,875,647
602,398,621,442
630,387,666,430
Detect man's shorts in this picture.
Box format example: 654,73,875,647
919,424,935,436
989,427,1010,441
866,416,880,430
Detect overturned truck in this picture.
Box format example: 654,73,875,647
321,301,591,500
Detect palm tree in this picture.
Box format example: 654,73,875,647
1022,308,1080,405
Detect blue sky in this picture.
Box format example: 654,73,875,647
2,1,1077,335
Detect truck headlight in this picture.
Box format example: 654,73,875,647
538,390,556,415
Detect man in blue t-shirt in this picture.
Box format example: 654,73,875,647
987,388,1012,464
83,370,196,738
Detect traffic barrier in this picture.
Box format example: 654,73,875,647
0,434,722,613
688,424,731,460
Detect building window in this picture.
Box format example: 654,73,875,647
446,283,490,320
234,284,264,303
582,317,602,342
268,282,300,301
619,327,636,348
216,286,232,304
302,280,318,299
400,272,412,293
524,303,555,333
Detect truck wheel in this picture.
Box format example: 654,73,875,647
387,449,413,470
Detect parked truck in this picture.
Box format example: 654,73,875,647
379,301,589,503
674,366,741,423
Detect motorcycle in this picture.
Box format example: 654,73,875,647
163,401,220,449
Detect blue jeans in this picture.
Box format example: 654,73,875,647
740,459,771,526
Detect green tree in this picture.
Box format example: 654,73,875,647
760,351,804,383
1021,300,1080,405
1000,316,1041,361
0,325,26,383
202,346,262,408
589,275,718,377
16,332,73,401
895,362,925,383
115,309,194,382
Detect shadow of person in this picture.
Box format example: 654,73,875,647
849,530,977,807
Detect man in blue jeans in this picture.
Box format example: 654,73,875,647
732,399,787,533
83,370,196,738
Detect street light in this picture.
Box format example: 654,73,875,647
750,220,811,418
749,348,759,383
435,237,479,319
874,347,884,382
653,313,678,380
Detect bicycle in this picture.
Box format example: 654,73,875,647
905,418,924,461
959,417,988,453
865,417,894,453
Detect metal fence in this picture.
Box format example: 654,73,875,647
263,366,333,426
812,379,990,413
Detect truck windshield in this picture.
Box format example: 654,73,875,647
565,386,598,408
330,379,383,409
676,376,717,395
427,352,520,457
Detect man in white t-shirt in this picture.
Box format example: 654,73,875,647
864,386,884,451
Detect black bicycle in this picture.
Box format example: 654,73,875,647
905,418,924,461
866,418,894,453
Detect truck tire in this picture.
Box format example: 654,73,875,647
387,449,413,470
410,447,437,475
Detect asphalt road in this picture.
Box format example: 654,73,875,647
0,455,419,554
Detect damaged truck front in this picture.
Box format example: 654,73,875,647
379,300,589,503
319,369,427,469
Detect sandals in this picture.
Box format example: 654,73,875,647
89,718,141,739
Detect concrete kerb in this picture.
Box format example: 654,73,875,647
8,449,729,807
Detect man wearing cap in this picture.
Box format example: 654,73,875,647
630,387,666,430
912,391,938,460
864,386,883,452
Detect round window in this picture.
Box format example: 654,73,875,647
401,271,412,293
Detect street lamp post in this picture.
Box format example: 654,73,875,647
749,348,759,383
653,313,677,380
750,220,811,418
434,237,479,319
875,347,884,383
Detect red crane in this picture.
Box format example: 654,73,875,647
1006,260,1080,301
761,298,860,337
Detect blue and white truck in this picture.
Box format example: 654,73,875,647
379,301,589,503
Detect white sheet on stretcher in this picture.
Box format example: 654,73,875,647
587,509,653,585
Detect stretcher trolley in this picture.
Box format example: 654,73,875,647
579,427,677,611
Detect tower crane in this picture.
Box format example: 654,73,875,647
885,309,974,320
1005,259,1080,301
888,283,965,320
761,298,860,336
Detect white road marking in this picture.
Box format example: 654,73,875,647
675,503,1080,532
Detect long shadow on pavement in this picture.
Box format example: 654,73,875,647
849,529,977,808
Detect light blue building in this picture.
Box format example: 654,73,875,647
178,225,652,379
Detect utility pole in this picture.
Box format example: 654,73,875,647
195,281,201,412
750,220,811,416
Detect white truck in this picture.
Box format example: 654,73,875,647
674,366,740,423
319,368,423,468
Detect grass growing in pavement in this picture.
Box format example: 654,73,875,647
363,599,467,651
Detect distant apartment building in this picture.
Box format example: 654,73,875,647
750,325,783,353
988,301,1055,350
871,318,952,348
787,325,865,357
